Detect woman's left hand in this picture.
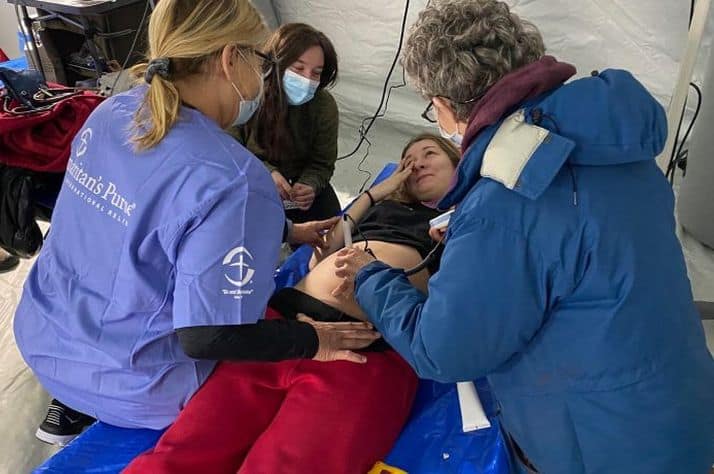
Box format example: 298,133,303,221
331,247,377,297
291,183,316,210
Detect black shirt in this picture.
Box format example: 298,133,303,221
352,200,444,274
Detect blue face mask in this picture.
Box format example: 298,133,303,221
230,72,263,127
282,69,319,106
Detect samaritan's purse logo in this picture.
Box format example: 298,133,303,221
76,128,93,158
222,247,255,298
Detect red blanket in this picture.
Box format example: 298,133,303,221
0,91,104,173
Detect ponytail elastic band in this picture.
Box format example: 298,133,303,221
145,57,171,84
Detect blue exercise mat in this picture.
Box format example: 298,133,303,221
386,379,512,474
33,423,164,473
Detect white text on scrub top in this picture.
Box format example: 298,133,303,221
65,129,137,227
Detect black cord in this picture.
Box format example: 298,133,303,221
345,209,443,277
676,83,702,159
667,104,687,179
344,214,372,255
356,139,373,193
110,0,151,95
404,239,444,277
96,29,136,39
355,68,407,141
351,69,409,192
667,1,698,183
669,82,702,185
337,0,410,161
676,149,689,178
343,197,446,278
671,84,702,183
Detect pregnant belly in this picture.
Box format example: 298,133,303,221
294,241,429,321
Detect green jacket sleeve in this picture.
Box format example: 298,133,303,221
297,90,339,193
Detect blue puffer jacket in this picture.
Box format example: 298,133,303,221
355,69,714,474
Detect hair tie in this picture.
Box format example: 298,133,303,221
145,57,171,84
363,190,376,207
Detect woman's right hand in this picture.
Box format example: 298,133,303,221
289,217,340,249
271,171,292,201
369,159,414,201
297,314,381,363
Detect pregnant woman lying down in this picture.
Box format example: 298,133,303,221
125,133,459,474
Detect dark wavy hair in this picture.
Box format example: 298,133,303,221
249,23,338,165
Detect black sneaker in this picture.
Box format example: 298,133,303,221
0,254,20,274
35,399,95,446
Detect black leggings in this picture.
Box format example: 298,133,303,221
285,184,341,223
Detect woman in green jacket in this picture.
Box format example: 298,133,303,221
235,23,340,223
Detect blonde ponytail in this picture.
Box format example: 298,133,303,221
132,73,181,151
130,0,267,151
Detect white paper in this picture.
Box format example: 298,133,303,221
457,381,491,432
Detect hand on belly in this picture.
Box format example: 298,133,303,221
294,241,429,321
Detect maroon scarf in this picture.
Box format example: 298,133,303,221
460,56,576,152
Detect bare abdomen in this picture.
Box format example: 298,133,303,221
294,241,429,321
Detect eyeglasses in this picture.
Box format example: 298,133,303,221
420,90,489,124
421,102,437,123
252,49,276,80
236,46,276,80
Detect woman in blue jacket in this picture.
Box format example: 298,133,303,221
333,1,714,472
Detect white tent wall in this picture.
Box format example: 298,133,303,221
0,3,21,57
1,1,713,473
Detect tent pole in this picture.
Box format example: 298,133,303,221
657,0,712,172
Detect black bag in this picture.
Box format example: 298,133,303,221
0,165,44,258
0,67,45,108
0,67,77,114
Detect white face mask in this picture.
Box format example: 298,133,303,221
229,49,265,127
434,102,463,147
439,123,463,147
230,73,263,127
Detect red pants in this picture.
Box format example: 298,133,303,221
124,316,417,474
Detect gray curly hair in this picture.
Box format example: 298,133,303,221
403,0,545,120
